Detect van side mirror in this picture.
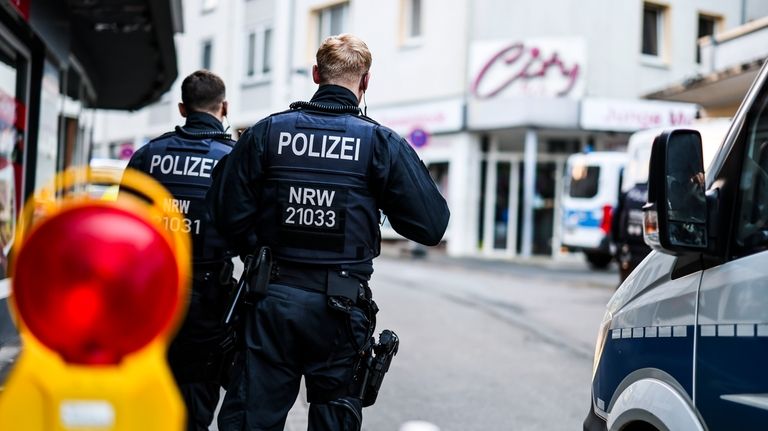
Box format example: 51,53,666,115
643,130,708,254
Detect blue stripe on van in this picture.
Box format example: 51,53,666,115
696,334,768,430
564,209,601,228
593,327,693,413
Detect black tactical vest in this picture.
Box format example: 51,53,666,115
140,129,234,263
256,110,380,265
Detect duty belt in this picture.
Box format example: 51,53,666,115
269,261,366,302
269,261,334,293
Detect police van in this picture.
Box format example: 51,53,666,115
562,151,627,268
585,62,768,430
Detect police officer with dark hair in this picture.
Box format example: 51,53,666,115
209,34,450,430
121,70,235,430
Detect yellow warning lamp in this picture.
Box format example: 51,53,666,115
0,167,191,430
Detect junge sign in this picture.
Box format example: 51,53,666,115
580,98,699,132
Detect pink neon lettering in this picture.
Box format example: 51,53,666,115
471,43,580,99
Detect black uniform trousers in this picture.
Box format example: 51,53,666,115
217,283,372,431
168,268,232,431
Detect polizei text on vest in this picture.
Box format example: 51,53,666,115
149,155,218,178
277,132,361,161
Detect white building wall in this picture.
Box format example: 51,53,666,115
445,133,482,257
354,0,469,106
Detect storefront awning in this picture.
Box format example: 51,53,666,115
66,0,182,110
644,59,763,113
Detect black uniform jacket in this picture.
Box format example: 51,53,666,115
208,85,450,264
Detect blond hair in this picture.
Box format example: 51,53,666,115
315,34,372,85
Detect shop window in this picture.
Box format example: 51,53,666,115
642,3,666,58
201,40,213,70
244,26,273,82
493,161,510,250
315,3,348,46
697,14,720,63
0,39,27,280
36,60,61,192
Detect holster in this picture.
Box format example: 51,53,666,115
246,246,273,300
356,329,399,407
222,247,272,327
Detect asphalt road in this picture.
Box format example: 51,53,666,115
360,254,614,431
264,252,616,431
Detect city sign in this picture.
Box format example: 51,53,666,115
470,38,586,99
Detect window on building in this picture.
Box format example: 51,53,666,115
246,33,255,77
405,0,422,39
263,28,272,74
641,3,666,57
202,0,218,13
316,3,349,45
697,14,720,63
245,26,273,80
201,40,213,70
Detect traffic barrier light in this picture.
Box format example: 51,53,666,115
0,167,191,430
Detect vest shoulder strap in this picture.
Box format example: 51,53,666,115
357,114,380,126
146,131,176,145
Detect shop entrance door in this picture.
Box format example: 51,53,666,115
481,154,565,257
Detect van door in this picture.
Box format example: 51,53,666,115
695,84,768,430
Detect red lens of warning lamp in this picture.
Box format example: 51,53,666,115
13,205,180,365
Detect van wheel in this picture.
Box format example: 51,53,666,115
585,252,612,269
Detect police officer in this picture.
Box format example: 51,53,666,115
122,70,235,430
208,34,450,430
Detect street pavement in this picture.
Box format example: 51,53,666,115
357,251,614,431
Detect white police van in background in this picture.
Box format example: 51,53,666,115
585,60,768,430
562,151,627,268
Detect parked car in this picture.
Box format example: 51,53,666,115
562,151,627,269
585,60,768,431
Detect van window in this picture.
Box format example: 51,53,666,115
735,86,768,253
568,165,600,198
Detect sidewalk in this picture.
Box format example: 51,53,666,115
379,241,620,290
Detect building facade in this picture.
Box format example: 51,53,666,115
94,0,756,259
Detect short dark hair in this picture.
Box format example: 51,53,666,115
181,70,226,113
